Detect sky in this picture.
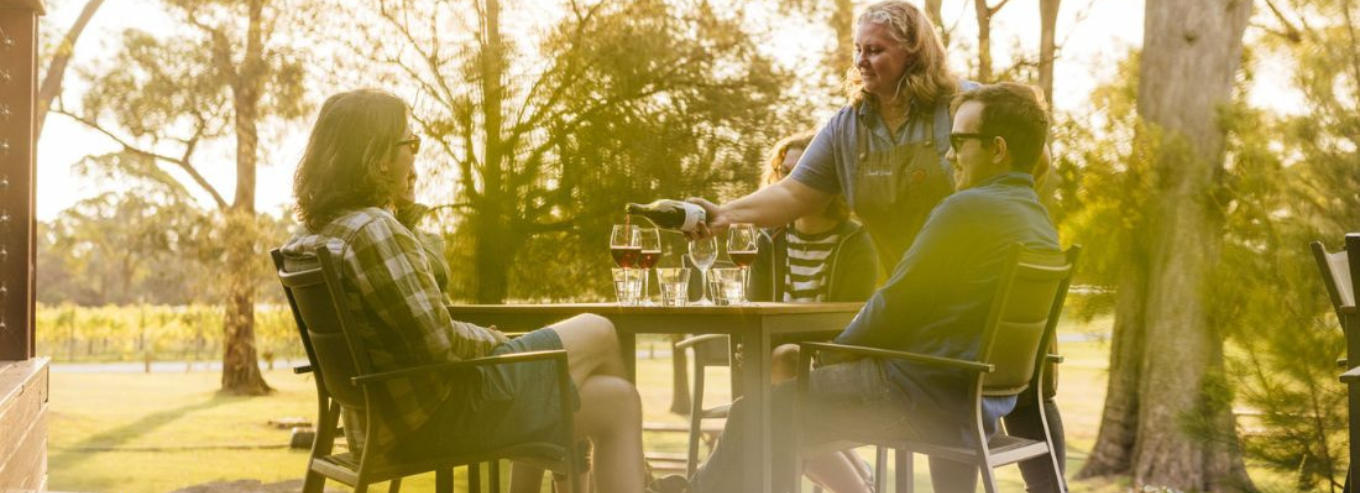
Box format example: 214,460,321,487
33,0,1283,222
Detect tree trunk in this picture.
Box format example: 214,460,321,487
473,0,512,304
1038,0,1060,106
973,0,997,82
924,0,948,46
1125,0,1253,490
220,0,271,395
36,0,105,140
1078,263,1146,478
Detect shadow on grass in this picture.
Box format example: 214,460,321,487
49,393,236,471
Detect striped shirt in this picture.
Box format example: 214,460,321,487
783,228,841,302
280,207,507,455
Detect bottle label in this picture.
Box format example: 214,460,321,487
681,205,705,232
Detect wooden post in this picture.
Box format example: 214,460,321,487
0,0,42,361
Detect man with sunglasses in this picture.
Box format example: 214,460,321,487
684,82,1063,493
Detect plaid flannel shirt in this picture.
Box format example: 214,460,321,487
280,207,507,455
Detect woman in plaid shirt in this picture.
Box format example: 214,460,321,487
284,89,652,493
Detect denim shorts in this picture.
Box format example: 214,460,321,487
395,327,580,459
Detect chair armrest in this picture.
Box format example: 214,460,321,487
293,365,313,375
675,334,728,350
1047,354,1064,364
352,350,568,386
1342,366,1360,384
1339,358,1349,369
799,341,994,373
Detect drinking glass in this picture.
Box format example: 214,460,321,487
611,268,644,305
610,224,640,268
710,267,744,306
656,267,691,307
688,236,718,306
727,223,758,304
637,228,662,304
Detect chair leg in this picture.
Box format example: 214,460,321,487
895,449,913,493
469,463,483,493
436,468,454,493
302,470,327,493
354,483,369,493
875,446,888,493
387,478,402,493
979,465,999,493
688,359,707,478
490,460,501,493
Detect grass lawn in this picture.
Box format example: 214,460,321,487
46,315,1288,493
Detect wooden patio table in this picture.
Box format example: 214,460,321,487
444,301,864,493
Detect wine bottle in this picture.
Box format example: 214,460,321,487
625,200,707,233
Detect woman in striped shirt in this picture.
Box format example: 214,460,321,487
751,131,881,493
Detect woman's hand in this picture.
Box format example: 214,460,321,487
684,197,726,240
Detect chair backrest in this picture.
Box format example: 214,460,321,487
1312,235,1359,326
976,244,1080,396
272,247,371,410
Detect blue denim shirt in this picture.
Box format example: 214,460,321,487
834,172,1060,443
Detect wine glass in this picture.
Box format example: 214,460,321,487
688,236,718,306
610,224,641,269
637,228,662,304
727,223,758,304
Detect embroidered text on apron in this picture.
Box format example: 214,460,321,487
850,104,955,270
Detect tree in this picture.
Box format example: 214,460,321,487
36,0,106,139
1077,1,1255,490
60,0,313,395
972,0,1011,82
333,0,791,303
1037,0,1060,105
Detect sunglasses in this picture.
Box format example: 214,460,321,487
949,133,995,153
394,135,422,154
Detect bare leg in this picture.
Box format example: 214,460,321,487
550,313,629,385
771,343,800,383
546,315,644,493
804,450,874,493
575,375,646,493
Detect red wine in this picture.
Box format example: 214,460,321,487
626,200,707,233
729,250,758,267
611,246,642,267
637,250,661,269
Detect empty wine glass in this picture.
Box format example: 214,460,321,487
637,228,662,304
688,236,718,306
727,223,758,304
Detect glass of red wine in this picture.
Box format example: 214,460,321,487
637,228,662,304
610,224,641,269
727,223,759,304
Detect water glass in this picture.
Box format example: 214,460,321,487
656,267,691,307
611,268,644,305
710,267,745,306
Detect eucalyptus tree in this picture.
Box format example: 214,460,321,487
1069,0,1255,490
59,0,315,395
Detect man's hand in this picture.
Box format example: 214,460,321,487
684,197,727,240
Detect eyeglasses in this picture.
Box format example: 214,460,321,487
394,135,422,154
949,133,995,153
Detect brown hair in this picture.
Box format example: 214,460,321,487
293,89,409,231
949,82,1050,172
843,1,958,109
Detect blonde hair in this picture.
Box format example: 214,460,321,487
843,0,958,109
762,130,851,223
763,130,817,187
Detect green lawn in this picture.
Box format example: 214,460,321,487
44,317,1258,493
